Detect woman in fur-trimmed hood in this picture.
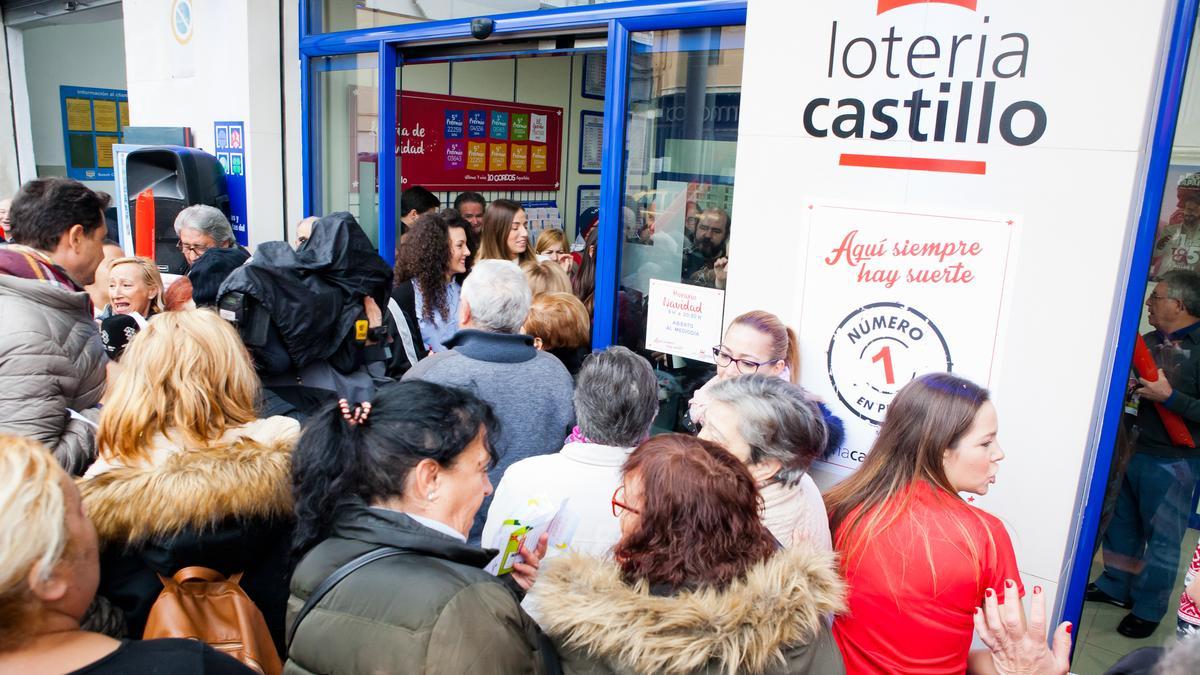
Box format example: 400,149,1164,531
530,434,846,675
79,309,301,654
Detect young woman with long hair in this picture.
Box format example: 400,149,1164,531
392,212,471,362
824,372,1069,675
476,199,536,265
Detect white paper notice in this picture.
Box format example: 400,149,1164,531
529,114,547,143
645,279,726,363
798,201,1018,473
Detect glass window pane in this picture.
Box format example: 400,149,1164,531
310,53,380,246
614,25,744,434
1078,12,1200,670
311,0,631,35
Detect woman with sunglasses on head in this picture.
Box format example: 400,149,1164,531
531,433,846,674
688,310,844,454
824,373,1072,675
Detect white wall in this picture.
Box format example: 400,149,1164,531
123,0,286,248
0,21,20,196
729,0,1174,617
19,18,126,195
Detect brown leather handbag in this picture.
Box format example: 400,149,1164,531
143,566,283,675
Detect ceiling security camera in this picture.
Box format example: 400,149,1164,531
471,18,494,40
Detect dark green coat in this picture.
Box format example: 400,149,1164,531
284,502,547,675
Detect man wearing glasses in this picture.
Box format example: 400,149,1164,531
173,204,238,269
1089,269,1200,639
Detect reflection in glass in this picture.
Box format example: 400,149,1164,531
311,54,379,245
613,26,744,433
311,0,631,35
1078,22,1200,668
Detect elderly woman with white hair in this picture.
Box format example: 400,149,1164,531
698,374,833,550
173,204,237,267
483,346,659,555
0,434,252,673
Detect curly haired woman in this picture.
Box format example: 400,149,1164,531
387,212,472,376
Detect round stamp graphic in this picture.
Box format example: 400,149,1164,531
827,301,951,424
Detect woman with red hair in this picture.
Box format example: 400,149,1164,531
531,434,846,674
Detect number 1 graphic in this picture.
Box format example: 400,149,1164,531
871,345,895,385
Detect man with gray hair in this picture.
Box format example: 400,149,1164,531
404,259,575,543
174,204,237,267
481,346,658,556
1089,269,1200,638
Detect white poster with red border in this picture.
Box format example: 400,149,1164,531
797,201,1018,473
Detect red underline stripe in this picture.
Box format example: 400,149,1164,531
839,153,987,175
877,0,977,14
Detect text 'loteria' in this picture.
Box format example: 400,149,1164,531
804,14,1043,147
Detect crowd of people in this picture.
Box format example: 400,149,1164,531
0,176,1187,674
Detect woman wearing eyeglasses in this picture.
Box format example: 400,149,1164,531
688,310,844,455
531,433,846,674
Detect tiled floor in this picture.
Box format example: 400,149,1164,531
1071,534,1197,675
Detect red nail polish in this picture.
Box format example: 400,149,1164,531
1066,623,1073,635
986,589,994,598
1006,579,1015,588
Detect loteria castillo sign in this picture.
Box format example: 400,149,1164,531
734,0,1175,588
803,0,1044,174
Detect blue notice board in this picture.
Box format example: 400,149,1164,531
60,85,128,181
213,121,248,246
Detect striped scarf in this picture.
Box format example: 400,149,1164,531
0,244,91,314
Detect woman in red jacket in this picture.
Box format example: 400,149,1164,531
825,373,1069,675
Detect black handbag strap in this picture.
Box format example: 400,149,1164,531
287,546,406,649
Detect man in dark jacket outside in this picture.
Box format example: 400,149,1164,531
1089,269,1200,638
0,178,109,474
405,259,575,544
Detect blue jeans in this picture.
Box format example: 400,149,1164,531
1096,453,1200,622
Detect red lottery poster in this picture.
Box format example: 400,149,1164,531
397,92,563,191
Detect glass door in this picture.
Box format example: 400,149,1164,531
604,24,745,432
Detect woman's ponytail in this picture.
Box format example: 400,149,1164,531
290,402,362,560
784,325,801,384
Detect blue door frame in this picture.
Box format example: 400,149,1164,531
298,0,746,292
299,0,1199,640
1059,0,1199,642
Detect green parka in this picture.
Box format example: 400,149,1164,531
284,502,548,675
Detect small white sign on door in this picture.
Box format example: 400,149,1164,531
646,279,726,364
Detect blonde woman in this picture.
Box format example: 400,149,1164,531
521,259,573,296
104,256,164,318
80,309,299,652
0,434,252,673
534,227,573,274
